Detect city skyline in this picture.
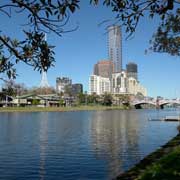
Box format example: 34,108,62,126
0,1,180,98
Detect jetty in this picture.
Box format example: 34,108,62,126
164,116,180,121
148,116,180,122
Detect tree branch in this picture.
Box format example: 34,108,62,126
0,36,22,60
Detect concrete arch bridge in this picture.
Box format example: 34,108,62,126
132,99,180,109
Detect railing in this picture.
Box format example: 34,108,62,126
132,99,180,105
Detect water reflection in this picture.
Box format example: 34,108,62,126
39,113,48,180
90,110,142,178
0,110,178,180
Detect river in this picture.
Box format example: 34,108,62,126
0,109,179,179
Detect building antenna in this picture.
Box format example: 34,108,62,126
39,33,50,88
44,33,47,41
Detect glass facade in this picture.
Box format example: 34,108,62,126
108,25,122,73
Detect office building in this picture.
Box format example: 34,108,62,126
126,62,138,80
56,77,72,93
108,25,122,73
94,60,114,78
89,25,147,97
72,84,83,96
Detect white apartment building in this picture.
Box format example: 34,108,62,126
56,77,72,93
89,75,111,95
89,72,147,96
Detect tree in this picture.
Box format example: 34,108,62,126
59,99,65,106
32,99,40,106
102,93,113,106
92,0,178,35
0,0,80,80
92,0,180,55
1,80,27,96
93,0,180,56
150,9,180,56
29,86,56,95
115,94,130,106
77,92,86,105
87,93,99,105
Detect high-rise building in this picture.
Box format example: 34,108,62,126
126,62,138,80
56,77,72,93
108,25,122,73
94,60,114,78
88,25,147,96
72,84,83,96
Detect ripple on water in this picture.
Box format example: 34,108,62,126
0,109,178,179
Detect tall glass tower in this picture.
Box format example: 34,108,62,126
108,25,122,73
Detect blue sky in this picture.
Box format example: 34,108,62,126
0,1,180,98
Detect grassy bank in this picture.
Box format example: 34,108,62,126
0,105,128,112
137,146,180,180
116,133,180,180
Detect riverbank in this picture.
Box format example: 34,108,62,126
0,105,129,112
115,132,180,180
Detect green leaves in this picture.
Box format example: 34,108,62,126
90,0,99,5
150,9,180,56
0,30,55,80
23,31,55,72
40,0,46,5
89,0,177,36
102,93,113,106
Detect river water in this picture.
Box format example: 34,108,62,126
0,109,179,179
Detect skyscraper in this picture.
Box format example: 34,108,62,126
108,25,122,73
93,60,114,78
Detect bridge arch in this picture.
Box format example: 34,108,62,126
159,102,180,109
133,102,156,109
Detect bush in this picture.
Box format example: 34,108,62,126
32,99,40,105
